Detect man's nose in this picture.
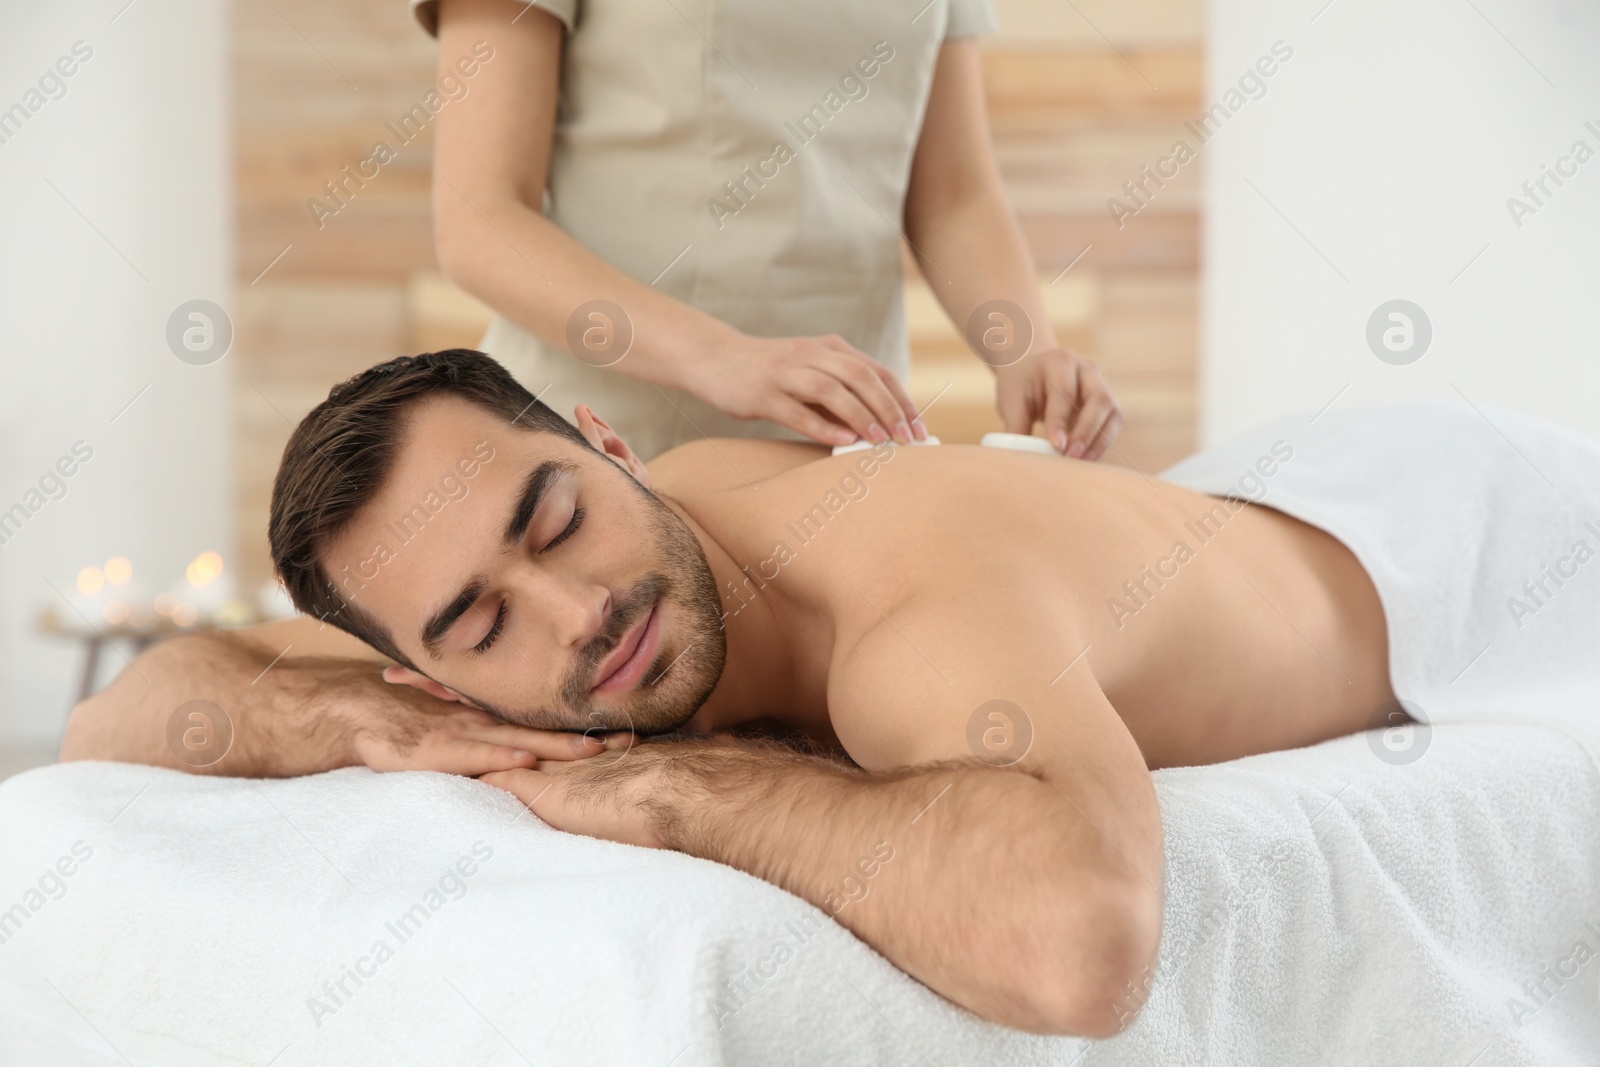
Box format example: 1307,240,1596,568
526,569,609,650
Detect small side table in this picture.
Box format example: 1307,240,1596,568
36,607,210,705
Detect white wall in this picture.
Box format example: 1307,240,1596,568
0,1,232,748
1204,0,1600,445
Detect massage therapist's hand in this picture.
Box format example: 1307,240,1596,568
353,666,636,776
685,332,927,448
994,345,1122,461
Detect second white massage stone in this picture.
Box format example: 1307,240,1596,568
833,433,1062,456
979,432,1061,456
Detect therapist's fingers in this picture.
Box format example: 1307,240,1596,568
1062,360,1120,461
1084,408,1125,463
792,366,891,445
815,336,922,441
832,357,912,443
995,369,1035,435
870,359,927,440
1039,363,1082,454
768,393,859,446
812,342,915,441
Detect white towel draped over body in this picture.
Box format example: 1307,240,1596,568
2,401,1598,1066
1161,400,1600,736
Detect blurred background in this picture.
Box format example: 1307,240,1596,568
1,0,1596,775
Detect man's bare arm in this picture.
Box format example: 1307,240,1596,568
481,608,1164,1036
60,617,618,776
484,736,1155,1036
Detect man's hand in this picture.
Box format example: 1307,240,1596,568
353,681,635,776
993,346,1122,461
479,736,672,849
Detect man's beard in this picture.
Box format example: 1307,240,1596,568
511,488,727,736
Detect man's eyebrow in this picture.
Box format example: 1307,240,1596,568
504,459,577,547
420,576,488,660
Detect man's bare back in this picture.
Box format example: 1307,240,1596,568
652,435,1395,770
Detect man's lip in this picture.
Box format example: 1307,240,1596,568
591,599,660,694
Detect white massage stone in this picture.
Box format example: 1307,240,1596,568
979,432,1060,455
831,435,941,456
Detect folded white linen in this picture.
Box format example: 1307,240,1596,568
3,718,1598,1066
1161,400,1600,742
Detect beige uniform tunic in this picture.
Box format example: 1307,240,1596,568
411,0,998,458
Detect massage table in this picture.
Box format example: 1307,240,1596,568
2,720,1598,1065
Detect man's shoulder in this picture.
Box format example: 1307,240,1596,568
646,437,831,495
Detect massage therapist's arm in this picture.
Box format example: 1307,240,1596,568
58,617,618,776
430,0,921,448
904,40,1122,460
483,667,1162,1037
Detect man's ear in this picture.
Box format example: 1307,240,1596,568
573,403,652,490
382,665,482,709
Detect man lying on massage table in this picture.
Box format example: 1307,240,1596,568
61,350,1398,1039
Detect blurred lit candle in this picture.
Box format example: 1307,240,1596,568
167,550,233,626
77,565,105,597
64,564,109,627
104,556,132,587
99,556,137,625
186,551,224,588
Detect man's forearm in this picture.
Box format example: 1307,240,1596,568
60,628,369,777
645,738,1158,1036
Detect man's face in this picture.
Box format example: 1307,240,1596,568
323,397,726,734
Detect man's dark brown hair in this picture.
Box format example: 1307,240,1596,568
268,349,591,667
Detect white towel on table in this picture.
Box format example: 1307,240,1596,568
3,720,1598,1066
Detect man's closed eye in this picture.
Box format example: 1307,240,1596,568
543,507,584,552
468,507,584,656
469,600,507,656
